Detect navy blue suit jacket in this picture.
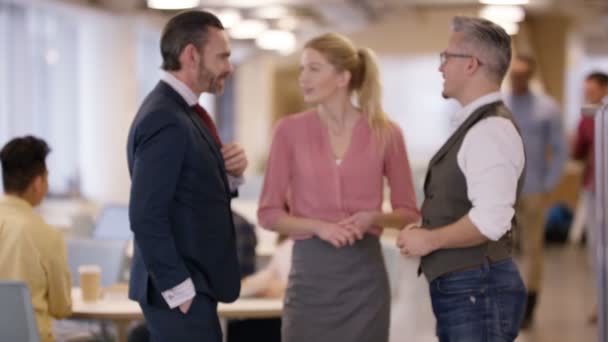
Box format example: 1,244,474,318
127,81,240,309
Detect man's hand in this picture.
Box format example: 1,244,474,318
222,143,248,177
179,298,193,314
397,225,440,257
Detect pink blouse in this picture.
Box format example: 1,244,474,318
257,111,419,238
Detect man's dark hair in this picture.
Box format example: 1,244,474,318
586,71,608,87
160,10,224,71
0,136,50,193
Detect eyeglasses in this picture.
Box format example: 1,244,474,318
439,51,484,66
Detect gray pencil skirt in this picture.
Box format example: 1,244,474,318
282,235,390,342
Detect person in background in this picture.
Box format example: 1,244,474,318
240,235,292,299
505,54,568,329
232,211,258,279
127,10,247,342
398,16,526,342
258,32,419,342
227,235,292,342
571,71,608,323
0,136,72,342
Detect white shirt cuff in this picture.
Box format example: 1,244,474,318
161,278,196,309
228,174,245,192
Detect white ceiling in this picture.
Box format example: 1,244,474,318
51,0,608,54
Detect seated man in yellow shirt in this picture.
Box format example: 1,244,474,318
0,136,72,342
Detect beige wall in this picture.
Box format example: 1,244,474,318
78,13,138,204
272,67,306,124
234,54,276,175
349,7,478,55
515,14,571,107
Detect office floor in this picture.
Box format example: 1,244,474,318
406,244,598,342
517,244,597,342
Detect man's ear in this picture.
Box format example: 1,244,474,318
180,43,198,70
465,57,480,76
30,174,44,195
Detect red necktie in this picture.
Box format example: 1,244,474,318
192,104,222,147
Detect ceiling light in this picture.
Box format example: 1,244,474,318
229,19,268,39
216,9,242,29
480,5,525,23
256,29,296,54
479,0,529,4
252,5,289,19
495,21,520,35
147,0,200,10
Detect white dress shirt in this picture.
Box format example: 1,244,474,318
159,71,243,308
451,91,525,241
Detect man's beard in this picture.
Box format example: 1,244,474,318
198,64,228,94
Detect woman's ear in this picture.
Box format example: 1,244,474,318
338,70,352,89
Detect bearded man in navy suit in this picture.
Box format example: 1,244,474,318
127,10,248,341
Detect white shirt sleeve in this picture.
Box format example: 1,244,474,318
161,277,196,309
457,117,525,241
227,174,245,192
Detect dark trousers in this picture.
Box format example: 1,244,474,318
429,259,527,342
139,293,221,342
227,318,281,342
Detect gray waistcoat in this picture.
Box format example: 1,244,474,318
419,101,525,282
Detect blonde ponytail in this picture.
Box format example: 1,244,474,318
355,48,393,146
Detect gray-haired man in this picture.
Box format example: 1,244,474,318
397,16,527,341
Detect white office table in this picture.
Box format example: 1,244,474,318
70,288,283,342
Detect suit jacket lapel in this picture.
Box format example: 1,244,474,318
185,107,231,194
186,108,225,169
155,81,230,193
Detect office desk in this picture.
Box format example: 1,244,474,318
71,288,283,342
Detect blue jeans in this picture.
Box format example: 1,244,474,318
429,258,527,342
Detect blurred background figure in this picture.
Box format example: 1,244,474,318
506,54,568,329
240,235,292,299
569,71,608,323
0,136,72,342
228,235,293,342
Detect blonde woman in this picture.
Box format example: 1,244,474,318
257,33,419,342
